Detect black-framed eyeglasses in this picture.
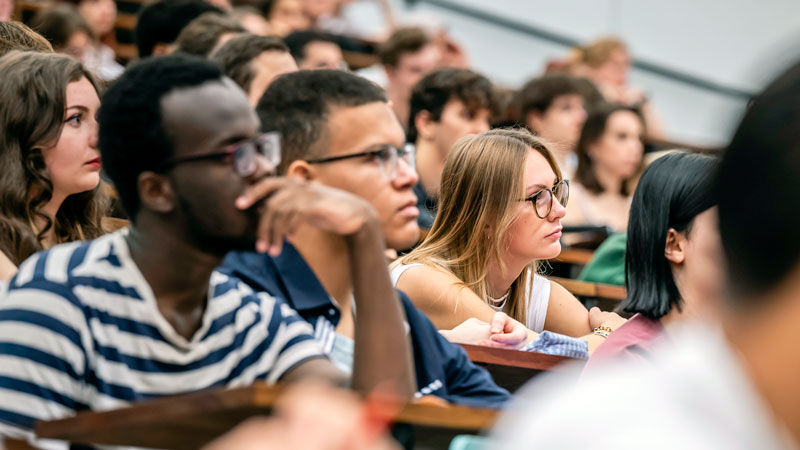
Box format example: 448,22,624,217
158,132,281,177
519,179,570,219
305,143,416,181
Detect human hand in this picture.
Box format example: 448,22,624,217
588,307,626,331
235,177,379,255
440,312,530,349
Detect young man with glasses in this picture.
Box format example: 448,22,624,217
0,56,415,445
221,69,518,408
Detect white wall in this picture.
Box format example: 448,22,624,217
376,0,800,146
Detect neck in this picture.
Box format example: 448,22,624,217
724,276,800,444
415,139,444,198
485,254,528,298
387,87,409,127
594,165,623,194
291,224,353,307
126,217,223,337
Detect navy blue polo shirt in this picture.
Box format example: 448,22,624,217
220,244,511,409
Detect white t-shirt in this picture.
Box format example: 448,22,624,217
390,264,550,332
489,322,798,450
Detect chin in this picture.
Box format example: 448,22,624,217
386,227,420,252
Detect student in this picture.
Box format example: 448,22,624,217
571,36,665,139
584,153,722,368
0,21,54,56
379,27,441,127
518,74,589,176
261,0,309,36
210,34,298,106
174,12,245,57
0,55,414,445
491,57,800,450
135,0,223,58
408,68,493,230
0,52,109,276
75,0,124,80
564,103,645,232
30,3,93,61
393,128,625,352
222,69,515,408
284,29,346,70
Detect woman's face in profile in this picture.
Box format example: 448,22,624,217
40,77,102,199
502,149,566,263
677,207,724,320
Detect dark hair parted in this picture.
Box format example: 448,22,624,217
136,0,222,58
717,60,800,299
210,34,288,93
256,69,387,175
518,74,586,121
175,12,245,57
407,68,495,143
0,52,108,265
378,27,431,67
283,29,337,63
574,103,645,195
0,21,54,57
30,3,92,50
97,55,224,219
623,153,719,319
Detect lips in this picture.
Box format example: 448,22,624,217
85,157,101,168
545,226,563,238
398,199,419,218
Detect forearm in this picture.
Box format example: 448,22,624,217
346,222,415,398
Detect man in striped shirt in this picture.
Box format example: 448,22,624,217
0,55,414,447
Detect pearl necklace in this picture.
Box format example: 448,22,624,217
487,291,510,305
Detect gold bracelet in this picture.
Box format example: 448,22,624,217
592,330,609,339
593,325,614,334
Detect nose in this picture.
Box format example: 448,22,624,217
392,156,418,189
89,119,99,149
472,119,490,135
549,194,567,221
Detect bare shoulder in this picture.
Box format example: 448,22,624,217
395,263,462,300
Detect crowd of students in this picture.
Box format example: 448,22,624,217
0,1,799,449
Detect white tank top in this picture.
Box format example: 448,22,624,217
389,263,551,333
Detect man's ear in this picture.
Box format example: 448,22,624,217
286,160,314,181
664,228,686,264
414,110,436,142
137,171,176,214
526,111,545,134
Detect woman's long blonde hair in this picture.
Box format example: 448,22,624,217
397,128,563,325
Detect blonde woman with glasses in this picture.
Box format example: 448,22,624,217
391,128,625,351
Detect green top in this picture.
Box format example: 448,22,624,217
577,232,627,286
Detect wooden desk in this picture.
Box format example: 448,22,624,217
461,344,581,393
36,384,499,449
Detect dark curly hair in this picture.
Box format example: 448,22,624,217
0,51,109,265
97,54,225,220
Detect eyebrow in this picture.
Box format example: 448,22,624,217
65,105,89,113
525,179,559,194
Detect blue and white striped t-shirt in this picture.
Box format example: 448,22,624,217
0,230,326,447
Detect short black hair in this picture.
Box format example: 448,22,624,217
718,60,800,300
407,68,494,143
256,69,387,175
97,55,224,219
210,34,288,93
623,153,719,319
135,0,222,58
518,74,585,121
283,29,337,63
174,12,245,57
